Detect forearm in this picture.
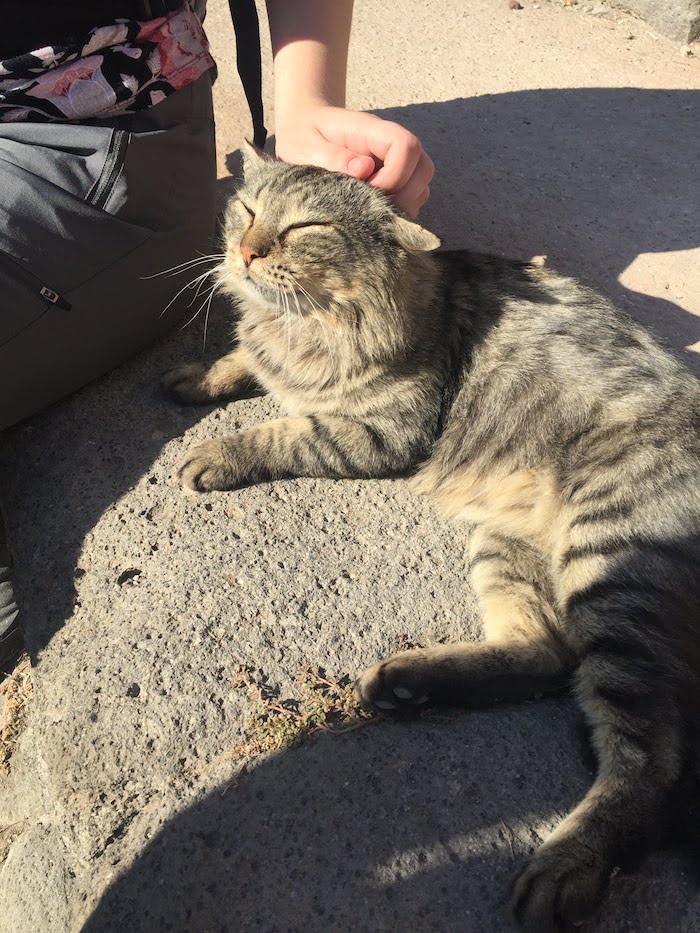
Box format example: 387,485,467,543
264,0,433,217
265,0,354,118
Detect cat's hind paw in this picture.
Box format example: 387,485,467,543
162,362,212,404
355,650,433,713
511,837,611,932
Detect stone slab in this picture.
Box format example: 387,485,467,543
610,0,700,42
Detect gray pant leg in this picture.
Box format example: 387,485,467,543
0,70,217,431
0,72,218,640
0,507,18,636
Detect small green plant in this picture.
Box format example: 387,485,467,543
230,664,378,761
1,654,33,776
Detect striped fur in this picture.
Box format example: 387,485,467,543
164,145,700,931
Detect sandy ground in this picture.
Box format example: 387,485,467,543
0,1,699,931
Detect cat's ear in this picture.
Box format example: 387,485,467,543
393,216,441,253
239,139,273,182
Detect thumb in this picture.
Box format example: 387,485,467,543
345,153,376,180
318,144,375,179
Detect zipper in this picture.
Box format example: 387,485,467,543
0,250,71,311
87,129,130,211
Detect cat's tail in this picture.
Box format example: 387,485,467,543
513,551,695,930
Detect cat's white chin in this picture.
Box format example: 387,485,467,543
236,275,280,307
231,273,324,316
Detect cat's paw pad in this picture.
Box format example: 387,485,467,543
178,439,237,492
162,362,211,404
355,650,432,713
511,838,610,932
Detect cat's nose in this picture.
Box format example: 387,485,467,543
240,245,264,267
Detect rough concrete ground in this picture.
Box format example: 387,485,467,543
1,1,699,931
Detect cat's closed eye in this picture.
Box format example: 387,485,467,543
279,221,335,242
236,197,255,219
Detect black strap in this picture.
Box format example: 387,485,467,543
228,0,267,148
136,0,182,16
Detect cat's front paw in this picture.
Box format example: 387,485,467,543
162,362,212,404
355,649,434,712
511,837,611,932
178,438,241,492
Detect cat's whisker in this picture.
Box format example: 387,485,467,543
273,287,283,334
287,275,337,364
178,301,205,333
202,282,222,352
282,288,292,357
188,267,216,311
289,286,305,347
179,278,219,334
143,253,225,280
159,266,220,319
291,277,325,316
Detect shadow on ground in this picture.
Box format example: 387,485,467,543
81,702,698,933
378,89,699,371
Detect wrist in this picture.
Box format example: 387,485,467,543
274,98,338,135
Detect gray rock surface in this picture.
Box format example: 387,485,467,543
1,2,699,932
1,824,75,933
609,0,700,42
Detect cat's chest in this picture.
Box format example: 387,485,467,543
240,316,346,412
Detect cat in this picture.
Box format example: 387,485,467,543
163,143,700,932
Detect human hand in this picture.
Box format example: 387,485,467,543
274,104,434,218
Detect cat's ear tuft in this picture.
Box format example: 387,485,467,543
393,216,441,253
239,140,273,181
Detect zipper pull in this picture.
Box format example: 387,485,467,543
40,285,72,311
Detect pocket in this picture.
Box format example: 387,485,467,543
86,128,130,211
0,123,152,303
0,249,71,350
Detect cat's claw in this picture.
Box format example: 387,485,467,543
393,686,415,699
162,362,212,404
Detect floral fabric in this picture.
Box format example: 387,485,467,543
0,3,214,122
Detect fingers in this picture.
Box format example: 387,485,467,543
276,105,435,215
367,122,424,193
340,115,434,216
381,150,435,217
275,133,377,180
313,145,376,179
345,153,377,180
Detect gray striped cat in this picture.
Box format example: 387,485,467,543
164,144,700,932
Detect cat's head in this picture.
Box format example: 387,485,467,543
220,142,440,314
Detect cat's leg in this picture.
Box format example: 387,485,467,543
162,347,258,404
178,414,409,491
356,527,573,710
511,557,687,931
512,687,682,932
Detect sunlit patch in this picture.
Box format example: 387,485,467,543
618,249,700,329
368,820,553,887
